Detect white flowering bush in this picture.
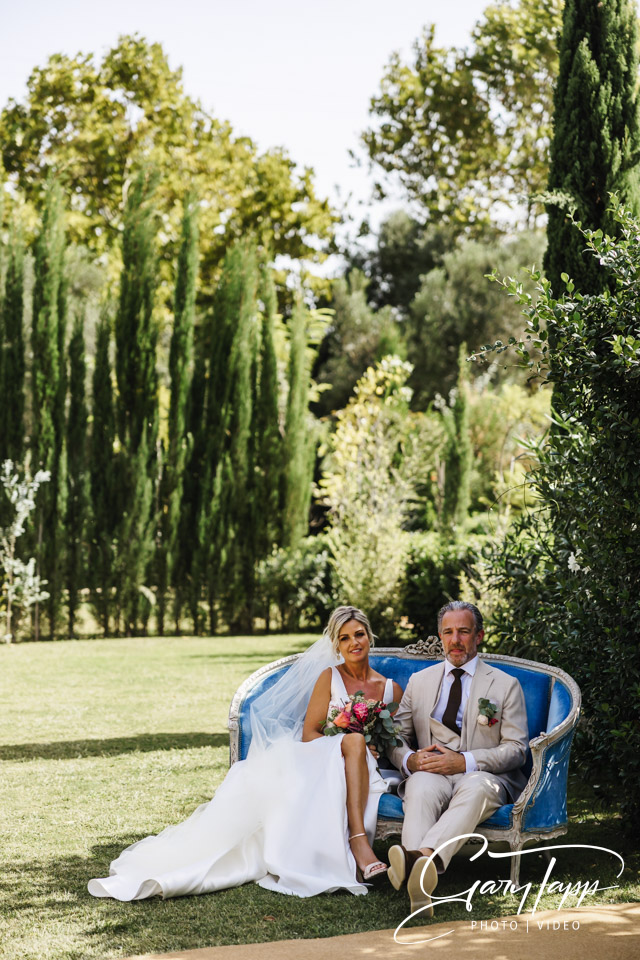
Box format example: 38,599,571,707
0,461,50,642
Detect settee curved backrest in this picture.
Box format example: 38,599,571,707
231,650,577,766
369,655,554,779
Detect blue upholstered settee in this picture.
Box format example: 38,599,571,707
228,637,581,885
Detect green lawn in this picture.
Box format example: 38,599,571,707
1,635,638,960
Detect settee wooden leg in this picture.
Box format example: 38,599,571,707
510,845,523,886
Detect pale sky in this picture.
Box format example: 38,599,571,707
1,1,491,230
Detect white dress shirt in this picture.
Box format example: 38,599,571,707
403,656,480,774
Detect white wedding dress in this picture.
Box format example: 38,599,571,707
88,666,391,900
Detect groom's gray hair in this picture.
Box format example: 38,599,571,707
437,601,483,634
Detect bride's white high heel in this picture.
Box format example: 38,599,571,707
349,833,388,881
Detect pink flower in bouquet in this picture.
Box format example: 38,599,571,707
353,701,369,722
333,711,351,729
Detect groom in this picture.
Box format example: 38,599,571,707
386,601,528,915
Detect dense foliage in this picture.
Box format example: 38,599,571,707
320,357,414,633
311,269,403,416
485,202,640,828
407,231,545,405
4,1,635,669
0,178,319,638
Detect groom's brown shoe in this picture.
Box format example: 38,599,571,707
406,855,438,917
387,844,423,891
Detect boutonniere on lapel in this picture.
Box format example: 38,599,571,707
477,698,499,726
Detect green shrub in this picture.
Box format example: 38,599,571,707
256,536,334,632
400,531,488,642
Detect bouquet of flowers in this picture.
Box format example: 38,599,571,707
322,690,401,753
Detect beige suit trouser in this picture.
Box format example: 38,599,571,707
401,770,508,870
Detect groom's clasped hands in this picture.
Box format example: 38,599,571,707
407,744,467,775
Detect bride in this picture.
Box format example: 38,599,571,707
88,606,403,900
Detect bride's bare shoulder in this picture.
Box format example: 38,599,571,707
311,667,333,691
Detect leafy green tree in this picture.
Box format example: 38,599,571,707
362,0,562,230
312,270,403,416
65,314,89,637
157,195,198,635
0,226,26,464
89,314,117,635
408,231,545,406
485,201,640,831
31,181,67,638
348,212,456,315
544,0,640,295
441,347,472,528
0,36,335,283
113,169,159,633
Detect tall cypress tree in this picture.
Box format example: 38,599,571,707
253,267,283,557
249,267,283,627
544,0,640,295
32,183,64,474
196,242,258,632
31,181,66,638
89,314,117,636
65,313,88,637
223,297,257,632
51,249,69,634
281,300,314,549
113,170,160,634
157,195,198,635
0,226,25,464
442,344,472,528
177,351,207,633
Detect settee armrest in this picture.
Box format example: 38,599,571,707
511,673,581,834
514,728,576,831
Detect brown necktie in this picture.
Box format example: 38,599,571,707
442,668,465,733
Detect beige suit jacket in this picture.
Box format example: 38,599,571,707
388,658,529,801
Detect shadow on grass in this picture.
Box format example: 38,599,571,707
3,810,638,960
186,645,311,664
0,732,228,762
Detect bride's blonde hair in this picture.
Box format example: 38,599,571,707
325,605,375,656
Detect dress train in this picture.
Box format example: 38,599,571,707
88,670,391,900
